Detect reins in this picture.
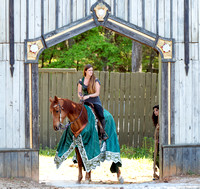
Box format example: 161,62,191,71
56,101,85,130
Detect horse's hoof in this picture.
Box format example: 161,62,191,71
118,176,124,184
76,180,81,184
85,180,90,184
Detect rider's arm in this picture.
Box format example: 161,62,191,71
78,79,83,100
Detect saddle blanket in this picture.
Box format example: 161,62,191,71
54,105,122,172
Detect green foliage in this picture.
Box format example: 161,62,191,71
39,144,75,157
39,27,158,72
120,139,154,160
142,45,159,72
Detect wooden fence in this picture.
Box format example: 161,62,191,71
39,68,159,148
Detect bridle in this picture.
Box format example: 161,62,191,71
53,101,85,130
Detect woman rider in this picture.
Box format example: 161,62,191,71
77,64,108,141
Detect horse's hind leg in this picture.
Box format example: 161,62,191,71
85,171,91,183
117,168,124,184
75,148,83,183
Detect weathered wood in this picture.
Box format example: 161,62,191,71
9,0,15,76
119,73,125,145
18,152,25,178
138,73,145,146
110,72,114,115
190,0,199,42
133,72,140,147
32,64,39,150
175,147,183,175
177,0,184,42
170,63,175,144
113,72,120,127
163,148,170,178
4,152,11,177
31,151,39,182
50,72,58,147
182,147,190,174
0,0,7,42
145,0,156,33
162,145,200,177
169,148,176,176
104,72,109,110
24,151,31,179
24,64,30,148
129,73,135,146
161,63,168,145
164,0,171,38
144,73,151,138
196,147,200,174
12,61,20,148
0,62,6,148
0,153,4,177
99,71,105,106
124,73,130,145
11,152,18,177
41,72,49,148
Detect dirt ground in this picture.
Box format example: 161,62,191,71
0,156,200,188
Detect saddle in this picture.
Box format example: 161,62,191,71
84,102,105,138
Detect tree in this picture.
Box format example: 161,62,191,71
39,27,158,73
131,41,142,72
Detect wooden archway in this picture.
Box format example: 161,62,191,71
24,0,175,179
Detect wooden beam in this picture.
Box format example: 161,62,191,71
184,0,189,75
29,64,32,149
9,0,14,76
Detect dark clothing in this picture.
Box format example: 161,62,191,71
93,104,104,124
78,77,102,106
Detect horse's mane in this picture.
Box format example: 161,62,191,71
59,98,88,125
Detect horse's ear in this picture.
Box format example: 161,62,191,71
49,97,53,102
54,96,58,103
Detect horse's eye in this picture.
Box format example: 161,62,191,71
56,111,59,113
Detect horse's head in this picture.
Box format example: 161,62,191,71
49,96,66,131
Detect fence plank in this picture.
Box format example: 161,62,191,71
119,73,125,145
144,73,152,138
129,73,135,146
124,73,130,146
139,73,145,146
133,72,140,147
103,72,109,110
99,71,105,105
41,72,49,148
49,72,56,148
113,73,120,127
109,73,115,115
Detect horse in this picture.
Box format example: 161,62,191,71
49,96,124,184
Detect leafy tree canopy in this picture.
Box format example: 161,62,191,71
39,27,158,72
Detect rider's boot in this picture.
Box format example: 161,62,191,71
101,119,108,141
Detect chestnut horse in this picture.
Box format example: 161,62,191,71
49,96,123,184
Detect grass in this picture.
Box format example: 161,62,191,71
39,137,154,160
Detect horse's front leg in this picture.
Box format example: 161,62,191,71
85,171,91,183
75,147,83,183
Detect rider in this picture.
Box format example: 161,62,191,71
77,64,108,141
152,105,159,179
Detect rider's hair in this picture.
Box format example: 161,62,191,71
83,64,96,94
152,105,159,127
